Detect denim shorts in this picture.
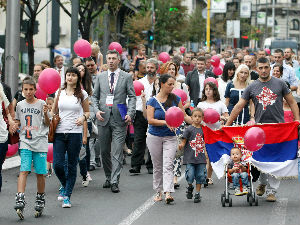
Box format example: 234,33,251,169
185,163,207,184
20,149,47,174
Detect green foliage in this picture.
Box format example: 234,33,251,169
123,11,152,48
153,0,188,47
185,6,206,43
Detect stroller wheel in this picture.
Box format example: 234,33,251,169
228,196,232,207
249,196,253,206
255,195,258,206
247,193,250,202
221,195,226,207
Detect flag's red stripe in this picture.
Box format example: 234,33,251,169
203,122,299,145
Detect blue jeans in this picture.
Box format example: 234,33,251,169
0,140,8,192
53,133,82,198
185,163,207,185
79,122,92,177
232,172,248,188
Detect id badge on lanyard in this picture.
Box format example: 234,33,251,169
106,94,114,106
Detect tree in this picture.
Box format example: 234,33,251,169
153,0,188,47
123,11,151,48
55,0,106,41
186,6,206,43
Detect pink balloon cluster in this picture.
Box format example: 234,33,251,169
172,89,187,105
165,107,184,128
211,55,223,76
204,77,218,88
244,127,265,152
158,52,170,63
38,68,61,95
74,39,92,58
6,144,18,158
47,144,53,163
108,42,122,55
203,108,220,124
133,81,144,96
179,46,186,54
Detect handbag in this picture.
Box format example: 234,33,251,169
2,101,19,144
48,89,61,143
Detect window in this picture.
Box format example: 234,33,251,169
291,0,297,4
290,19,300,30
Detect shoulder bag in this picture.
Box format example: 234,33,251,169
48,89,61,143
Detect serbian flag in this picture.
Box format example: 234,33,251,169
202,122,299,179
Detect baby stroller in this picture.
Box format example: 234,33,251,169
220,162,258,207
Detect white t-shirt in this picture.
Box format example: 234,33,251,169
0,100,8,143
197,100,228,130
218,78,229,103
198,72,205,98
136,76,154,112
56,90,88,133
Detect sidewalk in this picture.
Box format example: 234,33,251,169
2,156,21,170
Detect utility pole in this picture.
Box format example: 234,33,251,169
151,0,155,51
71,0,79,56
103,3,110,64
286,8,289,38
4,0,20,96
206,0,211,52
272,0,275,37
264,0,268,44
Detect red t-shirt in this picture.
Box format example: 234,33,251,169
181,63,195,76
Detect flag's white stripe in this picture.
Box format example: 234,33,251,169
211,154,298,179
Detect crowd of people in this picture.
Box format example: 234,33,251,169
0,42,300,219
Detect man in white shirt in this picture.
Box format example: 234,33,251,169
53,55,67,87
271,49,298,91
129,58,158,174
284,48,299,69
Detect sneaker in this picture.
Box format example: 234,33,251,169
256,184,266,196
186,185,194,199
86,172,92,181
266,193,277,202
243,186,248,194
208,178,213,185
57,187,65,201
194,193,201,203
82,176,89,187
62,196,71,208
234,187,243,196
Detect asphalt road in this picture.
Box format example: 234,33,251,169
0,157,299,225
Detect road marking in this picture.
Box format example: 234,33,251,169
118,175,184,225
268,198,288,225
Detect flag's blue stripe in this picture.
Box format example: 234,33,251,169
206,139,298,163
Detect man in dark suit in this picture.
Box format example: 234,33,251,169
92,50,136,193
185,56,216,106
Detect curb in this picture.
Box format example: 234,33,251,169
3,156,21,170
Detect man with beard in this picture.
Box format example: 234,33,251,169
284,48,299,69
226,57,299,202
129,58,158,174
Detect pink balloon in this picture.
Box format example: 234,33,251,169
219,63,224,69
244,127,266,152
158,52,170,63
47,144,53,163
165,107,184,128
133,80,144,96
108,42,122,55
213,66,223,76
211,55,220,67
179,46,186,54
264,48,271,55
38,68,61,94
35,84,48,101
74,39,92,58
6,144,19,158
203,108,220,124
246,121,255,126
204,77,218,88
172,89,188,105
